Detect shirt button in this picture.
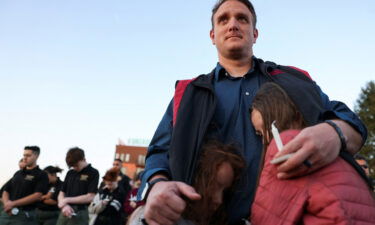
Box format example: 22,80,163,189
245,92,250,96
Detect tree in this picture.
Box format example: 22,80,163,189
354,81,375,179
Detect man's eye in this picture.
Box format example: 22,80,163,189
218,17,228,24
238,17,248,23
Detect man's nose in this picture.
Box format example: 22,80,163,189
228,18,239,31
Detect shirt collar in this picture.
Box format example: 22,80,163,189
214,56,258,81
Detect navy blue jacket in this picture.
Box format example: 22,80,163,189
139,57,367,224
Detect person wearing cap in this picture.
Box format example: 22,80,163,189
0,146,49,225
56,147,99,225
88,167,125,225
36,166,63,225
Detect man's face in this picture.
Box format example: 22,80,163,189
71,160,85,172
356,159,370,176
23,150,38,167
210,0,258,60
113,160,122,170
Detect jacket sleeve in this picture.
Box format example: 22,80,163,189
316,83,367,143
137,99,173,200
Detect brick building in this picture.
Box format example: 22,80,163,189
115,144,147,179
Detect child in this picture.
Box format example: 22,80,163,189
127,140,246,225
250,82,375,225
89,168,125,225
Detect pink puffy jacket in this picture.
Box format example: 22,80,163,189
251,130,375,225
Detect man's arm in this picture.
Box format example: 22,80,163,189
3,192,42,212
2,190,9,203
137,99,174,200
275,84,366,179
139,99,201,225
57,191,65,208
61,193,96,205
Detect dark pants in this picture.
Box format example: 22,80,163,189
0,209,38,225
36,209,59,225
56,209,88,225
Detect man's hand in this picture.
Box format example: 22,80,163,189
3,200,15,213
274,122,341,179
58,198,68,209
144,181,201,225
61,205,74,218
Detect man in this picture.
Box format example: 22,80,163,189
111,159,131,222
355,154,375,189
112,159,131,196
56,147,99,225
140,0,367,224
0,146,49,225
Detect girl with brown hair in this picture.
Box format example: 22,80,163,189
250,82,375,225
127,140,245,225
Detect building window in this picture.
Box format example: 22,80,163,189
115,153,119,159
125,153,130,162
120,153,125,161
137,155,145,166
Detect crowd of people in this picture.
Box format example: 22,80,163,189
1,0,375,224
0,146,144,225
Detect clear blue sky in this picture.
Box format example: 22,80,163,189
1,0,374,185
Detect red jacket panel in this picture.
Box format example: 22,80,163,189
251,130,375,225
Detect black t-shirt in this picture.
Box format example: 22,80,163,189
0,179,11,198
4,166,49,210
37,178,63,211
119,173,131,195
61,164,99,205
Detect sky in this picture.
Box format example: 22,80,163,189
0,0,374,186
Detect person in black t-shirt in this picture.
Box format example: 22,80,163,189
112,159,131,195
36,166,63,225
0,146,49,225
0,158,26,213
56,147,99,225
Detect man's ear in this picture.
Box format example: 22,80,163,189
210,29,216,45
253,28,259,44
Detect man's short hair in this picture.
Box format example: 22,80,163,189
114,158,122,163
211,0,257,29
66,147,85,167
24,146,40,156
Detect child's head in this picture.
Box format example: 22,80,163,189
251,82,306,147
102,167,120,191
184,140,245,224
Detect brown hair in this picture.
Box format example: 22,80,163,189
183,140,245,225
66,147,85,167
211,0,257,28
102,167,120,182
251,82,306,147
